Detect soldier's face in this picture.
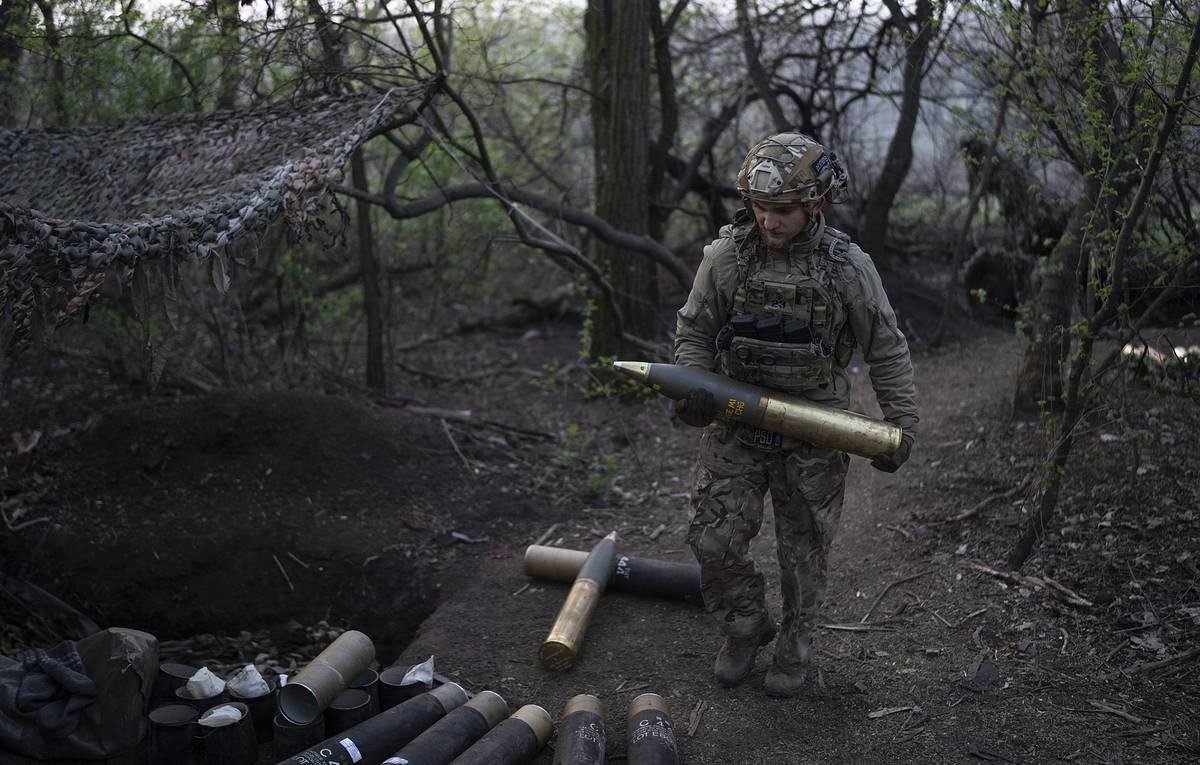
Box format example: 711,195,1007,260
751,200,825,249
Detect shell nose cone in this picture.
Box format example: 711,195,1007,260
612,360,651,382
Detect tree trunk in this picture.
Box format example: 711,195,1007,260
585,0,656,359
859,0,933,261
736,0,788,131
214,0,240,110
0,0,26,126
32,0,64,125
1010,175,1099,410
352,149,386,392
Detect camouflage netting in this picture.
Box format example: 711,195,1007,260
0,83,433,354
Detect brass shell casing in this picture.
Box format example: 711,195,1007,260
628,693,670,719
539,579,602,671
513,704,555,747
759,394,902,457
563,694,606,718
466,690,511,728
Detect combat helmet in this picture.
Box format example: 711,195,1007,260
736,132,849,205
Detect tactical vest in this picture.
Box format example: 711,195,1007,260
719,222,855,396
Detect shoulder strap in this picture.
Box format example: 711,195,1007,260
730,223,759,315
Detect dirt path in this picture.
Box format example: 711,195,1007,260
391,334,998,762
395,331,1198,764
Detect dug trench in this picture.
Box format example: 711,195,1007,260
2,317,1199,763
0,383,569,666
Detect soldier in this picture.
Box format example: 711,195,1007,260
674,132,918,697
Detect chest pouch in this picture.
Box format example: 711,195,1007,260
726,335,834,394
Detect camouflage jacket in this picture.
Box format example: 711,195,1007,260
673,214,919,439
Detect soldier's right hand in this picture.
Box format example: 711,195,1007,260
675,388,719,428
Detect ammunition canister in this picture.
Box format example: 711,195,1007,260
228,678,276,744
384,690,509,765
350,668,381,716
278,630,375,725
199,702,258,765
379,664,429,710
152,663,199,708
272,713,325,761
612,361,903,459
147,704,199,765
448,704,553,765
324,688,372,736
539,532,618,671
626,694,679,765
553,694,606,765
275,682,468,765
524,545,701,601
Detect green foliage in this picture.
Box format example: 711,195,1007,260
550,421,620,500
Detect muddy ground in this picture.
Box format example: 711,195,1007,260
2,293,1199,764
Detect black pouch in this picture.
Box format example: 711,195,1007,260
726,336,834,393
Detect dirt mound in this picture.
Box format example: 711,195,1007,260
3,389,559,659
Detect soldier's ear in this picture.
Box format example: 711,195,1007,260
811,198,828,213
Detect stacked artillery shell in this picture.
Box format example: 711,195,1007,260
278,630,375,725
553,694,606,765
524,545,701,601
448,704,553,764
540,532,618,671
275,682,468,765
612,361,903,459
626,694,679,765
384,691,510,765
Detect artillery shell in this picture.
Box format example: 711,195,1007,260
524,545,701,601
539,532,618,671
612,361,902,459
626,693,678,765
449,704,553,764
384,690,510,765
553,694,606,765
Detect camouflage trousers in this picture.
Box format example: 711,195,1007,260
686,422,849,666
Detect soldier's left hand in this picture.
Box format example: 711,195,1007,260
871,434,913,473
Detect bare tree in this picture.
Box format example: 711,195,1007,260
585,0,655,358
0,0,27,126
859,0,935,259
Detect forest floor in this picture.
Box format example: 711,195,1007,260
2,300,1199,764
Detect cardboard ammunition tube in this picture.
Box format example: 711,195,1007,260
199,702,258,765
553,695,606,765
273,713,325,760
153,662,199,708
175,684,228,715
380,664,431,710
275,682,469,765
384,690,509,765
525,546,702,601
147,704,199,765
448,704,552,765
350,667,381,715
278,630,375,725
627,694,679,765
229,678,276,744
324,688,372,736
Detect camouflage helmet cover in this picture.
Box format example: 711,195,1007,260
736,132,849,205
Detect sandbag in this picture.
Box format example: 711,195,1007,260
0,628,157,762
